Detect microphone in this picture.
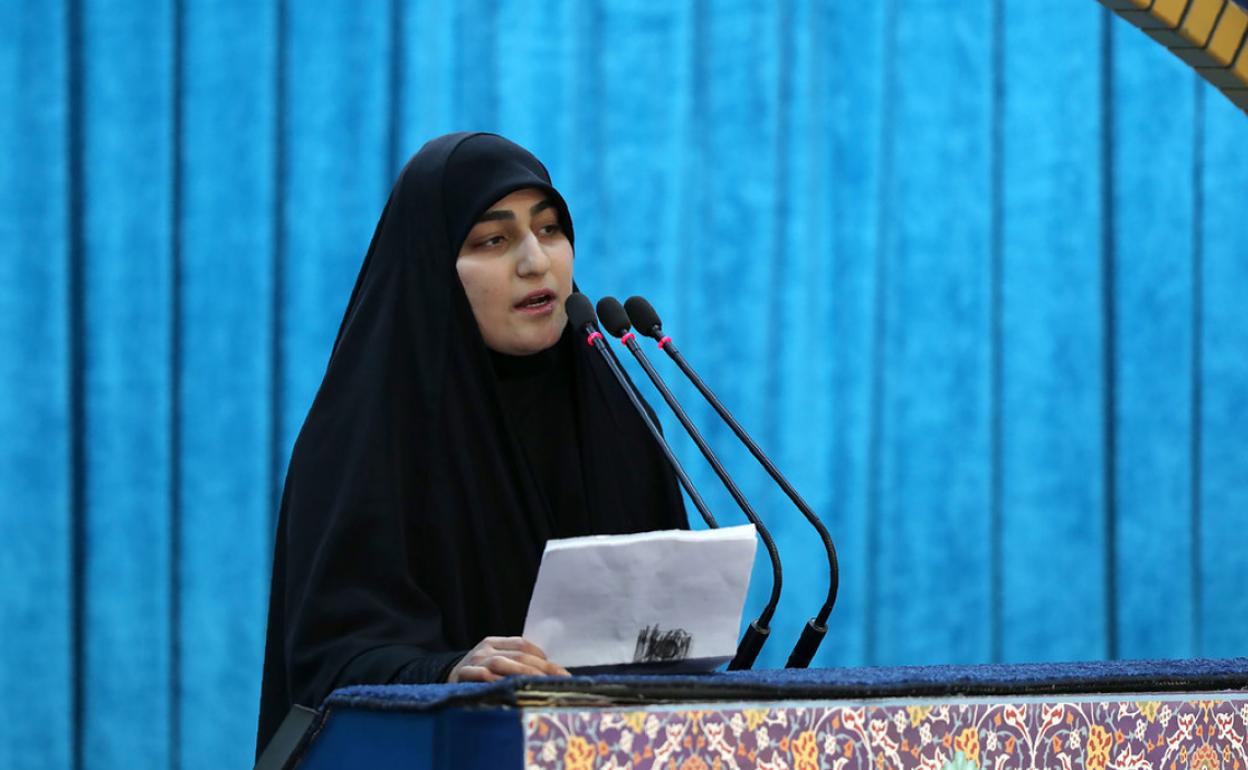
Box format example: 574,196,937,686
564,293,718,529
624,295,841,669
597,296,780,671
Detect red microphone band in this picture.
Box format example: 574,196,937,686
658,335,673,350
620,332,636,346
586,330,604,347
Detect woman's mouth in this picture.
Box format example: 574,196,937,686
514,290,557,315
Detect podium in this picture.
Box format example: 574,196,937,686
263,658,1248,769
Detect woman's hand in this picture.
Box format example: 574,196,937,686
447,636,572,683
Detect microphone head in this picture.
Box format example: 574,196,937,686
565,292,599,332
624,296,663,338
595,296,632,338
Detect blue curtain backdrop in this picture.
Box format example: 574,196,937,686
2,0,1246,767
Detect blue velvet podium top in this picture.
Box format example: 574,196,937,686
261,657,1248,770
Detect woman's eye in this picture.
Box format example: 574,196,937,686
538,223,562,237
475,235,505,249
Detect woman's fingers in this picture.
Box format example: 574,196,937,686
476,651,570,678
480,638,570,675
453,665,501,683
482,654,557,678
494,651,570,677
484,636,551,660
449,636,573,682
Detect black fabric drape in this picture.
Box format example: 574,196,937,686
256,133,687,755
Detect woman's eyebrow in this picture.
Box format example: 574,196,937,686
476,209,515,222
475,198,554,223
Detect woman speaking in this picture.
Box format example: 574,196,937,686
256,133,686,755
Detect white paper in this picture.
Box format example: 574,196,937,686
521,524,757,672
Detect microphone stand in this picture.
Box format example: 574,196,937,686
627,297,840,668
597,297,780,671
566,294,718,529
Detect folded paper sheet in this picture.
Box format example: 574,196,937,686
522,524,757,672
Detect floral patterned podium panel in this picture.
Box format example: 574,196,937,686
524,695,1248,770
299,660,1248,769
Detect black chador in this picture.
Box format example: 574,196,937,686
256,133,686,755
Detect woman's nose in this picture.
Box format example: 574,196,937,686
516,233,551,276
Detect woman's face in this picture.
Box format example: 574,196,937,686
456,187,574,355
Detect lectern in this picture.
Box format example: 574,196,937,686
259,658,1248,769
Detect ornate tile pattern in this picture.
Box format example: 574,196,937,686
524,697,1248,770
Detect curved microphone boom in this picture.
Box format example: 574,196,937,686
596,296,781,671
624,295,841,669
564,293,718,529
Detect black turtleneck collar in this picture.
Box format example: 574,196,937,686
487,340,561,381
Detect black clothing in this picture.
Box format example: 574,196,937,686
490,341,592,538
256,133,687,756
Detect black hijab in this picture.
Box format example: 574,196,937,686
256,133,687,754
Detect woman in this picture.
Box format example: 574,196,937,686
256,133,687,754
